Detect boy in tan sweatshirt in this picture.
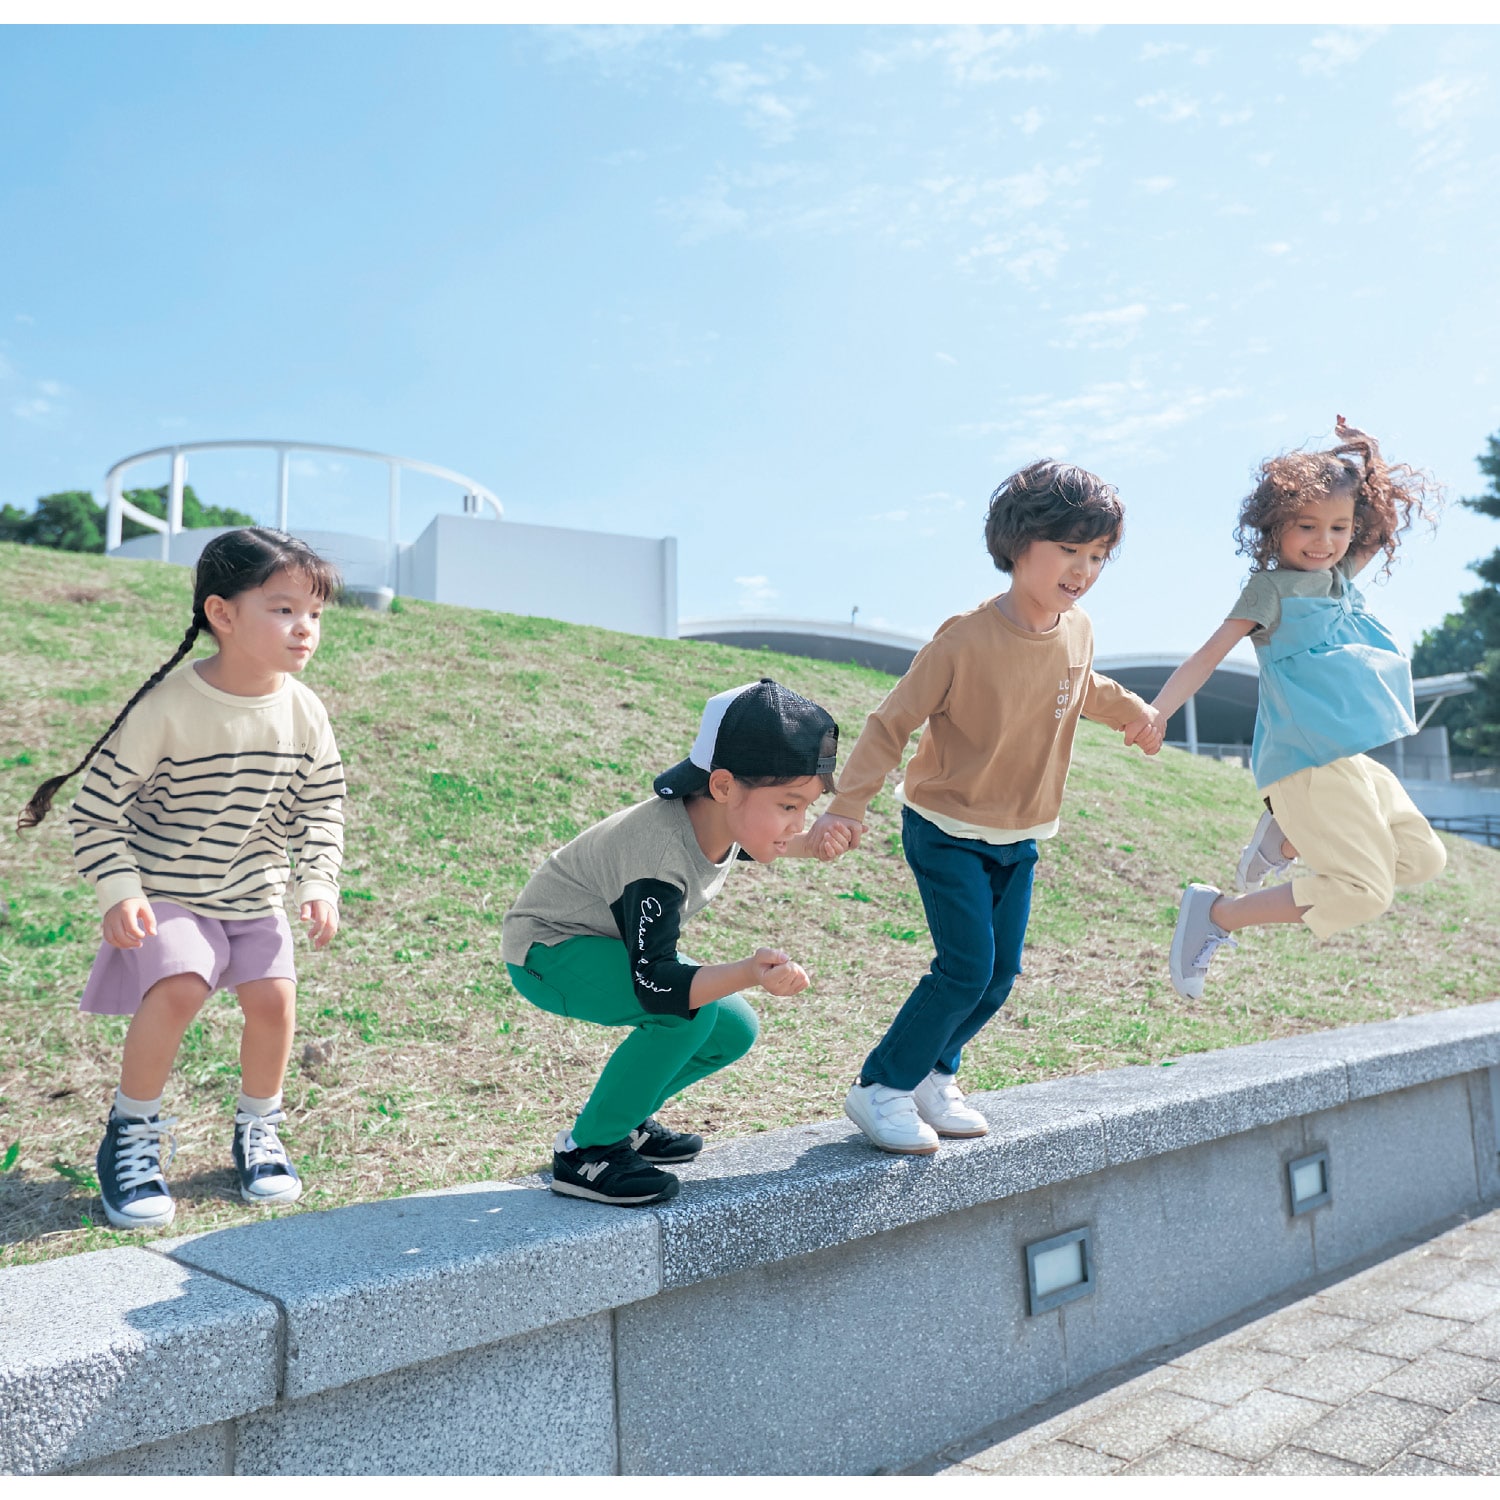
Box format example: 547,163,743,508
808,461,1162,1154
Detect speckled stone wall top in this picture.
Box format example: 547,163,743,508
4,1000,1498,1466
0,1247,279,1475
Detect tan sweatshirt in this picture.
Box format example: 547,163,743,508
826,599,1147,840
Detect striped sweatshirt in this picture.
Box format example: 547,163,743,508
68,664,345,919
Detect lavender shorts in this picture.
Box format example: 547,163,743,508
79,901,296,1017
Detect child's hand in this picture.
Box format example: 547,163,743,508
103,897,156,949
750,947,810,996
300,899,339,949
806,812,865,862
1123,708,1165,756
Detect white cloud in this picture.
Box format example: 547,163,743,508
1217,108,1253,126
12,397,54,424
734,574,778,609
1263,242,1292,256
1014,107,1043,136
957,223,1069,284
959,379,1243,464
1301,27,1386,76
1135,176,1175,194
1135,90,1199,124
1396,75,1479,136
929,26,1021,85
291,458,347,479
38,379,63,397
661,181,749,244
14,313,34,326
707,59,804,143
935,352,958,366
0,354,14,380
1054,303,1149,351
1139,42,1186,62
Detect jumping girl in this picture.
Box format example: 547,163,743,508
1152,418,1445,1000
18,528,345,1230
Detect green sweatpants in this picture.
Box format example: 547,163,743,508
507,935,759,1149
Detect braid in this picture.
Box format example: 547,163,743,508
17,619,203,831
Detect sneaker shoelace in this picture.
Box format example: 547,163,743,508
236,1109,292,1172
1191,928,1238,971
113,1116,178,1193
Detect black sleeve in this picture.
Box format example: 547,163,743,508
609,878,699,1019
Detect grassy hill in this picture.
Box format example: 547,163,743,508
2,540,1498,1265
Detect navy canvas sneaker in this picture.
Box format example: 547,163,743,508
232,1108,303,1206
628,1117,703,1163
96,1111,177,1230
551,1132,680,1206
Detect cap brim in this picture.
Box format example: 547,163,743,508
653,757,711,799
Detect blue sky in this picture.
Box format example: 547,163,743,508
3,23,1498,661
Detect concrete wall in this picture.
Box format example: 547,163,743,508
398,514,677,638
5,1005,1499,1476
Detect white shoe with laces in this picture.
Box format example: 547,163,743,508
912,1071,989,1138
232,1108,303,1205
1170,884,1238,1001
844,1081,940,1156
1236,810,1296,892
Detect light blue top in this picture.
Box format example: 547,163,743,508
1250,572,1416,790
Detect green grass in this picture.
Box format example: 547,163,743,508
2,540,1499,1265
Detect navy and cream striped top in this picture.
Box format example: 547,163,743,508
68,664,345,919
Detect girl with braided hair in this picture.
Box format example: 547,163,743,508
1150,418,1446,1001
18,528,345,1229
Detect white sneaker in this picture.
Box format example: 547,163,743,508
1169,884,1238,1001
844,1081,940,1156
912,1071,989,1138
1236,810,1295,892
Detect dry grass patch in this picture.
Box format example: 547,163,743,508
2,542,1498,1265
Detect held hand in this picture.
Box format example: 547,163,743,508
750,947,811,996
806,812,865,861
103,897,156,950
300,900,339,949
1122,707,1165,756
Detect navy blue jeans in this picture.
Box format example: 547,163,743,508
860,806,1038,1091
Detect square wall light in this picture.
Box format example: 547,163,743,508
1288,1150,1332,1215
1025,1227,1094,1316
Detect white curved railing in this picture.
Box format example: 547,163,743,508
103,439,503,558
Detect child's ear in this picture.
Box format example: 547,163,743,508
707,768,735,803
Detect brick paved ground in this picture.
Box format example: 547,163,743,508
910,1206,1500,1476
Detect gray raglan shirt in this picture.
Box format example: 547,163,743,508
500,795,744,1019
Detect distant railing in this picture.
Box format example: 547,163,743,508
1166,742,1500,788
103,440,504,560
1429,814,1500,849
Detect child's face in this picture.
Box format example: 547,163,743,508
207,568,324,677
721,775,824,862
1009,537,1109,619
1277,492,1356,572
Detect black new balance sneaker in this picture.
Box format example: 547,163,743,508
96,1110,178,1230
550,1133,680,1206
628,1117,703,1163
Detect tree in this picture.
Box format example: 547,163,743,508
0,491,105,552
1412,432,1500,757
0,486,256,553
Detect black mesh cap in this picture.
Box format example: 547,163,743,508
653,678,840,799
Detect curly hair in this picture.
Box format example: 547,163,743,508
1235,431,1440,578
984,460,1124,574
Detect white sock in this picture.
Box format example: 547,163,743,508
114,1088,163,1121
237,1090,283,1117
562,1130,578,1153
